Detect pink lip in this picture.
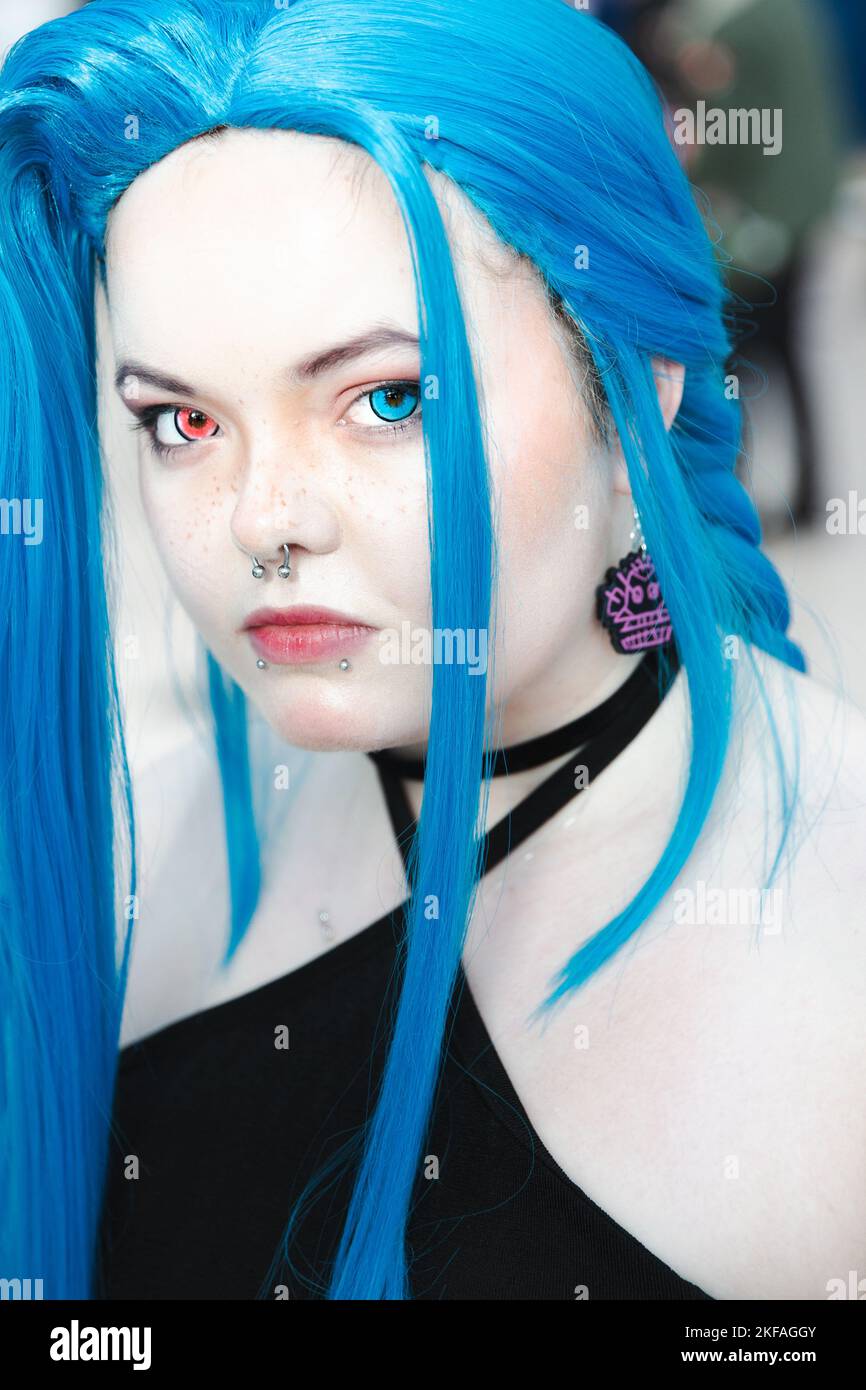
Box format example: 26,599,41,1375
241,605,378,666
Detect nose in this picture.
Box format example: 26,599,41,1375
230,447,341,579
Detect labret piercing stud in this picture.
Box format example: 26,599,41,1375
255,657,351,672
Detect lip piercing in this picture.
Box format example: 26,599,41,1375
255,657,350,673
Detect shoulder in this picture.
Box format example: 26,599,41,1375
667,642,866,934
729,645,866,885
719,648,866,1295
734,640,866,767
723,643,866,990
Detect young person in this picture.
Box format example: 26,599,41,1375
1,0,863,1301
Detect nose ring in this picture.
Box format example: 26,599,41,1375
251,543,292,580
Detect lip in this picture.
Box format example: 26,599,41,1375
240,605,378,666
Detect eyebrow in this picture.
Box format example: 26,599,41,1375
113,325,420,399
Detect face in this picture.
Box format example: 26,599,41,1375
105,127,662,754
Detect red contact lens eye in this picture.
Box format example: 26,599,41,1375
176,408,217,440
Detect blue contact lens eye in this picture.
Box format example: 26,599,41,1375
369,384,420,422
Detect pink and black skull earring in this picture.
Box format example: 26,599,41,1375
596,501,673,653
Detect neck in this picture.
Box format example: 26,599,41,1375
396,632,650,829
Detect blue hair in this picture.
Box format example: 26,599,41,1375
0,0,805,1300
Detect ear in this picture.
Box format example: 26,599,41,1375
612,355,686,495
653,355,685,431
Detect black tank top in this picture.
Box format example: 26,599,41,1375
96,645,713,1301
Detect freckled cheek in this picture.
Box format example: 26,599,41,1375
139,467,227,600
354,471,431,606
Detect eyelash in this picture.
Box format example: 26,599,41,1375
129,380,423,460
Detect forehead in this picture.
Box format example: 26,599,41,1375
104,126,519,368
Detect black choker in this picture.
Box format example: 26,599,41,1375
365,641,680,780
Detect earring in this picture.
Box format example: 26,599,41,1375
596,501,672,653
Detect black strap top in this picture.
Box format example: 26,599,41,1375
96,643,713,1300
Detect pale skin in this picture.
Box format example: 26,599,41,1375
104,127,866,1300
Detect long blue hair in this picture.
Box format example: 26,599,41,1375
0,0,805,1300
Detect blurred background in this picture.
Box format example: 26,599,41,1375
591,0,866,714
3,0,864,782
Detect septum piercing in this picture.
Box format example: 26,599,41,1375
252,543,292,580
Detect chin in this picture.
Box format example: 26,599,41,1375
254,682,410,756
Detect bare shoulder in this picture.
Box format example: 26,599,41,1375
715,645,866,1296
728,643,866,996
732,644,866,908
735,640,866,765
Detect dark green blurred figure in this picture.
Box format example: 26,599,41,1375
600,0,849,525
